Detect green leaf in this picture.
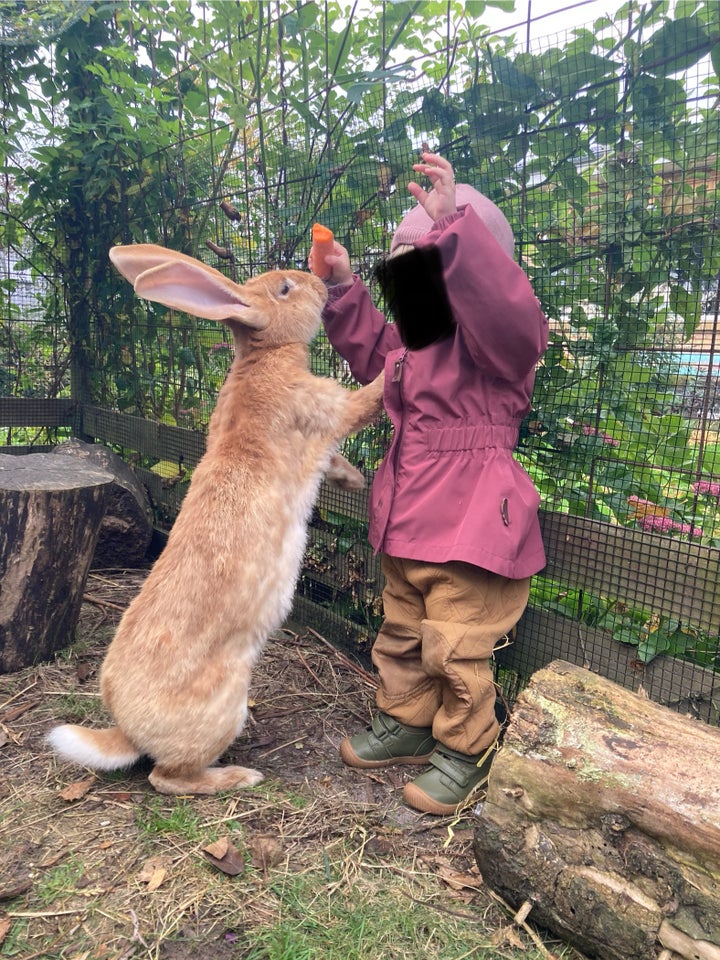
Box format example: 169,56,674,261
670,285,702,339
490,54,542,101
639,17,713,76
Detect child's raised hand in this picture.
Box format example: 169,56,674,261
407,152,457,222
308,239,353,286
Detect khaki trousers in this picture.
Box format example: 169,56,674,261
372,555,530,756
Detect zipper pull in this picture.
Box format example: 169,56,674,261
392,349,407,383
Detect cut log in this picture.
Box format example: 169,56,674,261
52,438,153,567
473,660,720,960
0,452,112,672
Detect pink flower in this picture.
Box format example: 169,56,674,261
672,522,703,538
692,480,720,499
638,515,674,533
581,423,620,446
637,515,702,537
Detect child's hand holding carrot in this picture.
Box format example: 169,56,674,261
309,223,353,285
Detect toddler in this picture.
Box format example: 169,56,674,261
311,153,548,814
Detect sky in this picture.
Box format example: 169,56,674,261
480,0,631,41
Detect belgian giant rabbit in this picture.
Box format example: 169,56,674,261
48,244,384,795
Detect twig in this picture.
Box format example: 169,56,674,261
8,908,87,918
129,908,150,949
487,890,560,960
0,680,38,713
305,627,378,689
83,593,127,613
296,649,332,693
514,899,533,925
256,736,306,758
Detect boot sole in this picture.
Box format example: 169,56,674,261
402,781,458,815
402,777,490,816
339,737,434,769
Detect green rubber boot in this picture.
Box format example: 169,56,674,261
339,711,436,769
403,739,499,815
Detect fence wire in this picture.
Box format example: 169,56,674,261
1,1,718,718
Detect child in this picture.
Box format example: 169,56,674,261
311,153,548,815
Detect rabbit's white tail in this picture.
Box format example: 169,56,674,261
47,724,141,771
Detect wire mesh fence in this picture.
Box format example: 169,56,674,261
1,1,718,719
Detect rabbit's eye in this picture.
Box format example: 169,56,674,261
279,279,294,297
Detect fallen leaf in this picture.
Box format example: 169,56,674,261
38,849,67,868
249,835,283,872
58,777,97,802
202,836,245,876
202,837,229,860
437,865,483,893
367,835,395,857
146,868,167,892
0,700,40,723
99,791,133,803
491,924,525,950
0,918,11,947
138,857,171,892
0,728,8,748
421,856,483,892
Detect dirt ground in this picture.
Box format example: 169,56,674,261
0,569,583,960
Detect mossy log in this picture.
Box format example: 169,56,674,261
473,660,720,960
0,453,111,672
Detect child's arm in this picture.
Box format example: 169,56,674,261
416,205,548,381
323,278,401,384
312,235,400,384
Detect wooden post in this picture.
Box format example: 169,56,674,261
0,452,111,672
473,660,720,960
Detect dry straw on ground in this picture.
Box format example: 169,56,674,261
0,570,584,960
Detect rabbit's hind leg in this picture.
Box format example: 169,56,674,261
148,763,264,796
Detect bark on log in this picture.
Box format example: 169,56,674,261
0,453,112,672
473,660,720,960
52,439,153,567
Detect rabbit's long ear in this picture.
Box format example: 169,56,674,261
110,244,265,327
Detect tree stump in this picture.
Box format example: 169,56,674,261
52,438,153,567
0,452,112,673
473,660,720,960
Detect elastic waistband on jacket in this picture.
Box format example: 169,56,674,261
426,422,521,452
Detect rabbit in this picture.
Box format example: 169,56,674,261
47,243,385,795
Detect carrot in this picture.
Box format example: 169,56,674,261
310,223,335,280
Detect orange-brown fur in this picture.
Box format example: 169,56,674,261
47,245,384,795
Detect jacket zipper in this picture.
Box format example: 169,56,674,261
386,348,409,538
392,347,408,383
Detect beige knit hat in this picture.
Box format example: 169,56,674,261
390,184,515,258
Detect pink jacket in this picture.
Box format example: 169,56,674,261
323,204,549,579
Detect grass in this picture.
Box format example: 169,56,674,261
135,796,210,842
240,868,479,960
34,856,87,906
0,571,587,960
209,846,576,960
54,690,107,723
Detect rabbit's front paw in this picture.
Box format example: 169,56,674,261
326,452,365,491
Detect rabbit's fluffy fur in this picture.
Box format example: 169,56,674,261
47,244,384,795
